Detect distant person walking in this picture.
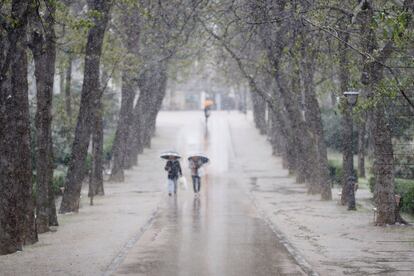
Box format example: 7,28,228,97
189,156,203,195
188,154,209,197
163,154,182,196
203,98,214,123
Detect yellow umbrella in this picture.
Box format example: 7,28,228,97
204,99,214,108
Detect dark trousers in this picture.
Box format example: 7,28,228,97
192,176,201,193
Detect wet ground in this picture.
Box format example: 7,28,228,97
111,111,306,276
2,111,411,276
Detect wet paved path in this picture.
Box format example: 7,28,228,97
112,112,306,276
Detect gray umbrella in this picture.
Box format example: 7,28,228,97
188,153,209,164
160,151,181,160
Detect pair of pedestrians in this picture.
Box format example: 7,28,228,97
162,152,208,197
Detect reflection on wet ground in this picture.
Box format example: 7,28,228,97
113,112,305,276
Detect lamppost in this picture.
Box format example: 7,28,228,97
343,91,359,107
342,91,359,209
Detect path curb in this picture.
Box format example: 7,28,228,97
102,203,161,276
227,120,319,276
247,190,319,276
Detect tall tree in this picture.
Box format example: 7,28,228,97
30,0,58,233
0,0,37,254
60,0,112,213
336,20,354,205
299,28,332,200
358,0,411,224
64,54,73,119
251,92,267,135
110,5,141,181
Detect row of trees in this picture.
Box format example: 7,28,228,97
198,0,413,224
0,0,412,256
0,0,203,255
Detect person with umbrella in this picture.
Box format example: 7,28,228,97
161,151,182,196
188,153,209,196
203,98,214,123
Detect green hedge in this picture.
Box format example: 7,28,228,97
32,170,66,197
369,177,414,214
328,160,343,186
328,160,358,186
52,171,66,195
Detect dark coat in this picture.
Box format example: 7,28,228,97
165,160,182,179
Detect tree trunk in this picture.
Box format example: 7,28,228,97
268,109,282,156
30,0,57,233
0,0,37,254
124,64,163,168
337,26,353,205
341,103,354,205
256,3,313,185
373,100,396,225
142,66,168,147
357,120,366,178
359,0,403,225
60,0,112,214
251,92,267,135
48,137,58,227
110,8,141,180
275,70,312,184
124,83,148,169
59,62,65,96
110,72,137,181
90,64,111,197
89,100,104,201
300,38,332,200
65,54,73,118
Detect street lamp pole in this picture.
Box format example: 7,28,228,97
341,91,359,207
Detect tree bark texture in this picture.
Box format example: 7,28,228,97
372,100,396,225
141,64,168,149
124,76,149,169
300,37,332,200
340,102,354,205
89,100,104,200
110,8,141,181
0,0,37,254
65,54,73,118
275,68,312,185
255,2,314,185
249,81,296,174
110,72,137,180
60,0,112,213
251,92,267,135
357,120,366,178
125,63,167,169
30,0,57,233
360,0,402,225
336,23,354,205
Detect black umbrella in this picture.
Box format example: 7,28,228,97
188,153,209,164
160,151,181,160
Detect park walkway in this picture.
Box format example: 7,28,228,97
0,111,413,276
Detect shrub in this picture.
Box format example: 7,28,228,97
103,132,115,164
328,159,358,187
395,179,414,213
52,171,66,195
394,150,414,179
328,160,343,186
85,153,92,173
32,171,66,196
369,176,375,193
369,177,414,214
322,109,343,152
322,108,358,152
